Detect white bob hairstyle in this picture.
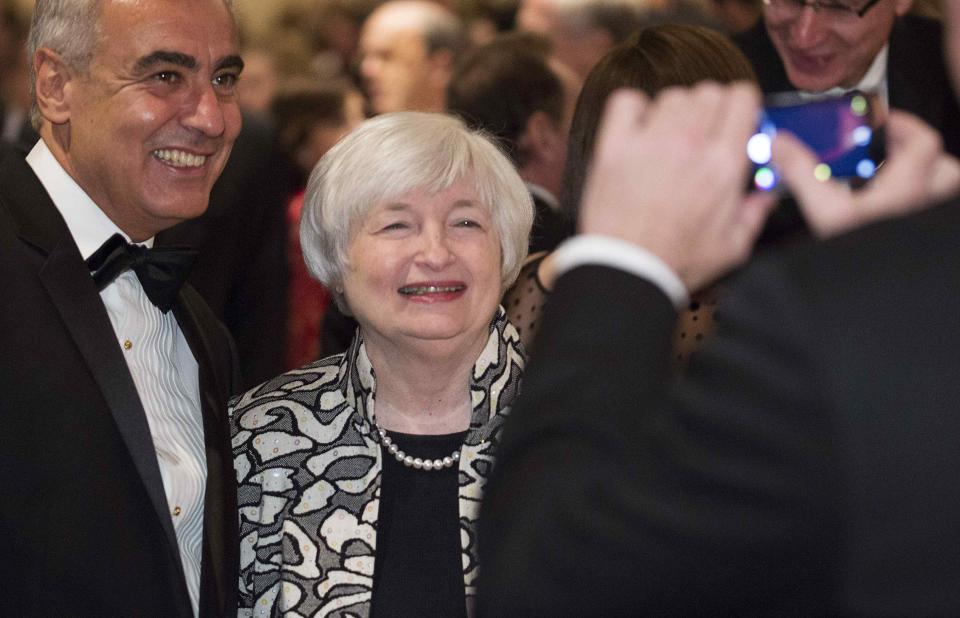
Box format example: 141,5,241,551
300,111,534,310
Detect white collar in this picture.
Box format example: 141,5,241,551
25,139,153,260
798,44,889,106
525,182,560,212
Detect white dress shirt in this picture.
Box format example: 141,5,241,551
799,44,889,109
27,140,206,617
553,234,690,308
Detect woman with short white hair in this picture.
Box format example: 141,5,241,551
231,111,533,617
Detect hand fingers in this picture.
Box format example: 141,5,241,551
715,82,763,157
929,154,960,202
597,88,650,143
856,111,946,213
647,82,726,142
735,189,779,252
885,109,941,154
579,88,651,234
771,130,852,236
588,88,650,170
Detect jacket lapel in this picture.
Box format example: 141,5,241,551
174,290,238,616
2,150,193,612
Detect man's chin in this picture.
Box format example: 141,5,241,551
785,68,841,94
148,195,213,231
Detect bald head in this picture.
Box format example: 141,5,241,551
516,0,649,78
359,0,465,114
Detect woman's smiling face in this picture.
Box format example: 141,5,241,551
341,176,503,352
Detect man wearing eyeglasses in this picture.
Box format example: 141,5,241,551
736,0,960,156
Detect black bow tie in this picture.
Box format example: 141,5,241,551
85,233,197,313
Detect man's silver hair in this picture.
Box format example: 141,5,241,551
417,1,468,60
300,111,534,313
551,0,700,41
28,0,100,127
368,0,467,60
27,0,236,129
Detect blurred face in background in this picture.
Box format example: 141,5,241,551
359,4,451,114
296,90,365,175
763,0,912,92
237,49,278,115
516,0,614,78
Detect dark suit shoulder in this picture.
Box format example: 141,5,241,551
733,19,791,94
888,15,960,156
749,196,960,290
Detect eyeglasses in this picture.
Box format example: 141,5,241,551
762,0,882,18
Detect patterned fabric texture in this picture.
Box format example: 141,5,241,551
231,307,525,617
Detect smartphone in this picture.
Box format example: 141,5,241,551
747,91,883,191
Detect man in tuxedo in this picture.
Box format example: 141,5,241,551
479,2,960,615
0,0,242,615
447,32,582,253
735,0,960,156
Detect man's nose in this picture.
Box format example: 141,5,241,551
181,82,227,137
790,6,827,48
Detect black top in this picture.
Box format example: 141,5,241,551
371,430,469,618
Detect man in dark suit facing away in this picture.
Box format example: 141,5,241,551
479,2,960,614
0,0,243,615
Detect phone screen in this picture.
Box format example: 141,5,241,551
747,92,881,191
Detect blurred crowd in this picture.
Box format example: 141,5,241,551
5,0,960,614
1,0,947,386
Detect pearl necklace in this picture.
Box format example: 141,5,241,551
376,425,461,471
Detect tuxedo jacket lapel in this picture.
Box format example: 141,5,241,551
174,291,238,616
2,151,192,610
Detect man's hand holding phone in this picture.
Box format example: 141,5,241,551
580,83,777,292
771,109,960,238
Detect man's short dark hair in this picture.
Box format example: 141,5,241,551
446,32,564,166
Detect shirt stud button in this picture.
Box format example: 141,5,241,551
123,340,133,350
173,506,182,516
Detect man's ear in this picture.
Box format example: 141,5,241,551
34,48,75,126
426,47,454,84
520,110,564,164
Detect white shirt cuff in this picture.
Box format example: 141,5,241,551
552,235,689,309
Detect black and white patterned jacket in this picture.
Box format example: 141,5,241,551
231,308,525,617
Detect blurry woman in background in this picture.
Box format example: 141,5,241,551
505,23,756,362
231,112,533,617
272,81,366,369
